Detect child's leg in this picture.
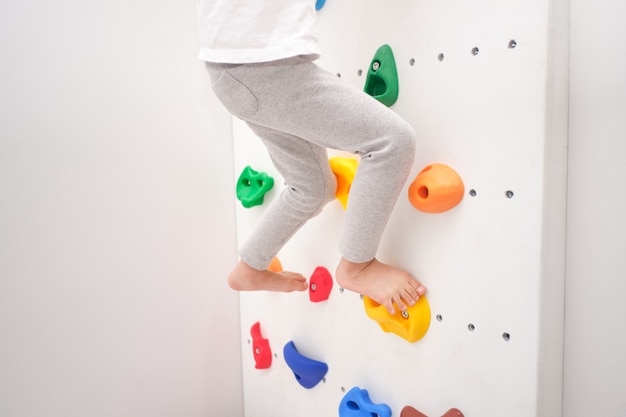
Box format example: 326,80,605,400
228,123,336,291
207,57,426,308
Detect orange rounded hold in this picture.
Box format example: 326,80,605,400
408,163,464,213
268,257,283,272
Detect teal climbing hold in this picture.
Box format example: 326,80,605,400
339,387,392,417
364,44,399,107
236,165,274,208
316,0,326,10
283,341,328,389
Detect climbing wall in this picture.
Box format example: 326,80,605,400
232,0,568,416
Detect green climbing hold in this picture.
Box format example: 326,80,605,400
236,165,275,208
364,44,399,107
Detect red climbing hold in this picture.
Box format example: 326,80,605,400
250,322,272,370
309,266,333,302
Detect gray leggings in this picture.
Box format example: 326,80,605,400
206,55,416,270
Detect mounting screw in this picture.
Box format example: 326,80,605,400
372,61,380,71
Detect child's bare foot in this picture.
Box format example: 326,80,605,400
335,257,426,315
228,260,308,292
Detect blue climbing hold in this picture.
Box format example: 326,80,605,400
339,387,392,417
315,0,326,11
283,341,328,389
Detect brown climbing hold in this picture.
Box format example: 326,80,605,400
400,405,428,417
401,406,464,417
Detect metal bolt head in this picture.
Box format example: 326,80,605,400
402,310,409,319
372,61,380,71
311,283,317,291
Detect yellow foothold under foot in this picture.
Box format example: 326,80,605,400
363,295,431,343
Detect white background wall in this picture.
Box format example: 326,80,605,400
0,1,242,416
564,0,626,416
0,0,625,416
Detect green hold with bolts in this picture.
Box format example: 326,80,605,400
236,165,275,208
364,44,399,107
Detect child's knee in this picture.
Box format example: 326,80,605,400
286,168,336,215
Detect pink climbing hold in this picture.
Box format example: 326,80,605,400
309,266,333,302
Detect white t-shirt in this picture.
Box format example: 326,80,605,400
197,0,320,63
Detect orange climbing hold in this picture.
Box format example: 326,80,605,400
408,163,464,213
363,295,431,343
329,157,359,210
268,257,283,272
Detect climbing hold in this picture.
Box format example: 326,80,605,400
363,295,431,343
339,387,392,417
315,0,326,10
364,44,399,107
268,257,283,272
309,266,333,302
408,163,464,213
283,341,328,389
329,156,359,209
401,406,465,417
250,322,272,370
236,165,274,208
400,406,428,417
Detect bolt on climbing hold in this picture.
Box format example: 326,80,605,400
329,156,359,210
236,165,274,208
363,295,431,343
408,163,464,213
283,341,328,389
339,387,392,417
250,322,272,369
309,266,333,302
364,44,399,107
401,405,465,417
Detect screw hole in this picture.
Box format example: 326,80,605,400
505,190,515,199
438,53,445,62
357,69,363,76
468,323,476,331
503,332,511,341
508,40,517,49
469,189,477,197
471,47,480,56
436,314,443,322
336,73,342,78
409,58,415,66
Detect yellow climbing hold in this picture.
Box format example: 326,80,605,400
363,295,431,343
329,157,359,210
